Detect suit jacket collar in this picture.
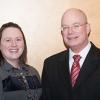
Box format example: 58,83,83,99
73,43,100,89
54,43,100,91
57,43,100,90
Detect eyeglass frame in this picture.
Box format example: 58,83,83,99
61,23,87,32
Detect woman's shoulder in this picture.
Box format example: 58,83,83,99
24,64,38,72
23,64,40,80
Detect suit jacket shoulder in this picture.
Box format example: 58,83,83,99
44,50,68,63
89,42,100,58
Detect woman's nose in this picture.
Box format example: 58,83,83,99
11,40,17,46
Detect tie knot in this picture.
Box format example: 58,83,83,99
73,55,81,62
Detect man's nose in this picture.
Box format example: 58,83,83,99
68,27,73,34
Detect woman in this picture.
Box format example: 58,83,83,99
0,22,41,100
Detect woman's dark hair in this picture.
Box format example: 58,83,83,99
0,22,27,64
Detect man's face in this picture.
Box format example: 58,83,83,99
61,9,91,52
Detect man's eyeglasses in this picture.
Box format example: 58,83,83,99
61,23,87,32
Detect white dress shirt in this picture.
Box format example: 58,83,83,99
69,42,91,73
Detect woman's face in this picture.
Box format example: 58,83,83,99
0,27,24,62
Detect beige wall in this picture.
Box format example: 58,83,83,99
0,0,100,76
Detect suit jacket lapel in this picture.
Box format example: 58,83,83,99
74,44,100,89
58,50,72,89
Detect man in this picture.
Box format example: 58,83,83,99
40,8,100,100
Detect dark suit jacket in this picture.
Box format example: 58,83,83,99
40,43,100,100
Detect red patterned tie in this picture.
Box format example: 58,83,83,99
71,55,81,87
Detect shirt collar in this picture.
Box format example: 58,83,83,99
69,42,91,60
1,60,26,72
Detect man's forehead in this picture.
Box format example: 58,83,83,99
61,8,88,24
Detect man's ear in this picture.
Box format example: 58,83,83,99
86,23,91,36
